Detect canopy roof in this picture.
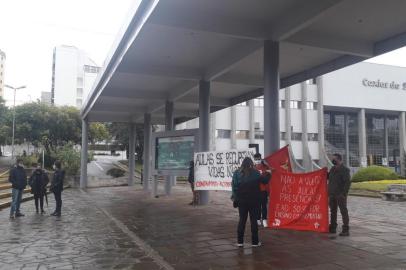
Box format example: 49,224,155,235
82,0,406,124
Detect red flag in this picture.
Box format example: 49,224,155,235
264,145,292,172
268,168,329,233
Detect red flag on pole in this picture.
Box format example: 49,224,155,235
264,145,292,172
268,168,329,233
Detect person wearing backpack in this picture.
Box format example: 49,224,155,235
29,163,49,214
231,157,270,247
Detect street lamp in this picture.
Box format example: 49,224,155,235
5,84,26,160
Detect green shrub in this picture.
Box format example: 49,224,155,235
107,168,125,178
55,144,81,176
20,154,39,168
352,166,400,182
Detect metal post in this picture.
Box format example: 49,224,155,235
399,112,406,176
11,89,16,159
128,123,136,186
143,113,152,191
80,119,88,189
384,116,389,166
248,100,255,144
358,109,367,167
165,101,174,195
344,113,350,167
231,106,237,149
263,40,280,156
198,80,210,205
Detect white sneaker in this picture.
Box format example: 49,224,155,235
262,220,268,228
257,220,262,226
252,242,262,247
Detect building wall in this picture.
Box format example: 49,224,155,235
176,62,406,172
0,50,5,98
52,46,100,109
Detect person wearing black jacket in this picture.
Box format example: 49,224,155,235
231,157,270,247
29,163,49,214
9,158,27,219
50,161,65,217
328,153,351,236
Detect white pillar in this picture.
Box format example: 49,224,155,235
128,123,136,186
231,106,237,149
198,80,210,205
316,77,329,167
301,82,312,171
143,113,152,191
248,100,255,144
80,119,88,189
263,40,280,156
358,109,367,167
399,112,406,176
165,101,174,195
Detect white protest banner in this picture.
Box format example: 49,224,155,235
194,149,255,191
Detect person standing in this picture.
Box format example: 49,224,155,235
328,153,351,236
50,161,65,217
253,153,271,228
232,157,270,247
29,163,49,214
187,160,198,205
9,158,27,219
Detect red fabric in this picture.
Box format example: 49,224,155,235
256,163,270,192
268,168,329,233
264,145,292,172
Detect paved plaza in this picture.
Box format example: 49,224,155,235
0,184,405,270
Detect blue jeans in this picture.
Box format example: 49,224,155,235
10,188,23,216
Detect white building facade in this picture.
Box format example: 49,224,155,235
0,49,5,98
51,46,100,109
177,62,406,174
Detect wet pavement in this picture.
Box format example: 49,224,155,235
0,184,405,269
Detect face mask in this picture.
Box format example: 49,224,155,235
332,159,338,165
254,160,261,165
53,165,56,170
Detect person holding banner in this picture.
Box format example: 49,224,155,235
328,153,351,236
232,157,270,247
253,153,272,228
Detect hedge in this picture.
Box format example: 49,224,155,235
107,168,125,178
351,166,400,182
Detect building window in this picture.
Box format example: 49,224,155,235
216,129,231,139
76,99,82,107
290,100,301,109
84,65,100,73
279,100,286,108
77,77,83,86
236,130,249,140
280,132,287,140
308,133,318,141
255,130,264,139
77,88,83,97
291,133,302,141
237,101,247,106
254,98,264,107
306,101,318,110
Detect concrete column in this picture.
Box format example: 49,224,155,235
399,112,406,176
198,80,210,205
301,82,312,171
384,116,389,166
231,106,237,149
143,113,152,191
80,119,88,189
128,123,136,186
285,87,292,145
210,113,217,151
316,77,329,167
248,100,255,144
344,113,350,168
358,109,367,167
165,101,174,195
263,40,280,156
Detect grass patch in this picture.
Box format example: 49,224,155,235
351,179,406,192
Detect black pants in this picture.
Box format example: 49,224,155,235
34,194,44,211
258,191,268,220
53,191,62,213
237,203,259,245
329,195,349,230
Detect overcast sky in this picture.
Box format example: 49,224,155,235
1,0,406,106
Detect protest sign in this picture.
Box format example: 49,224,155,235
268,168,329,232
264,145,292,172
194,149,255,191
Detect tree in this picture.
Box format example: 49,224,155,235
89,122,110,144
0,97,10,155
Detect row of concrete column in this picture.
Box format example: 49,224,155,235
80,41,282,204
